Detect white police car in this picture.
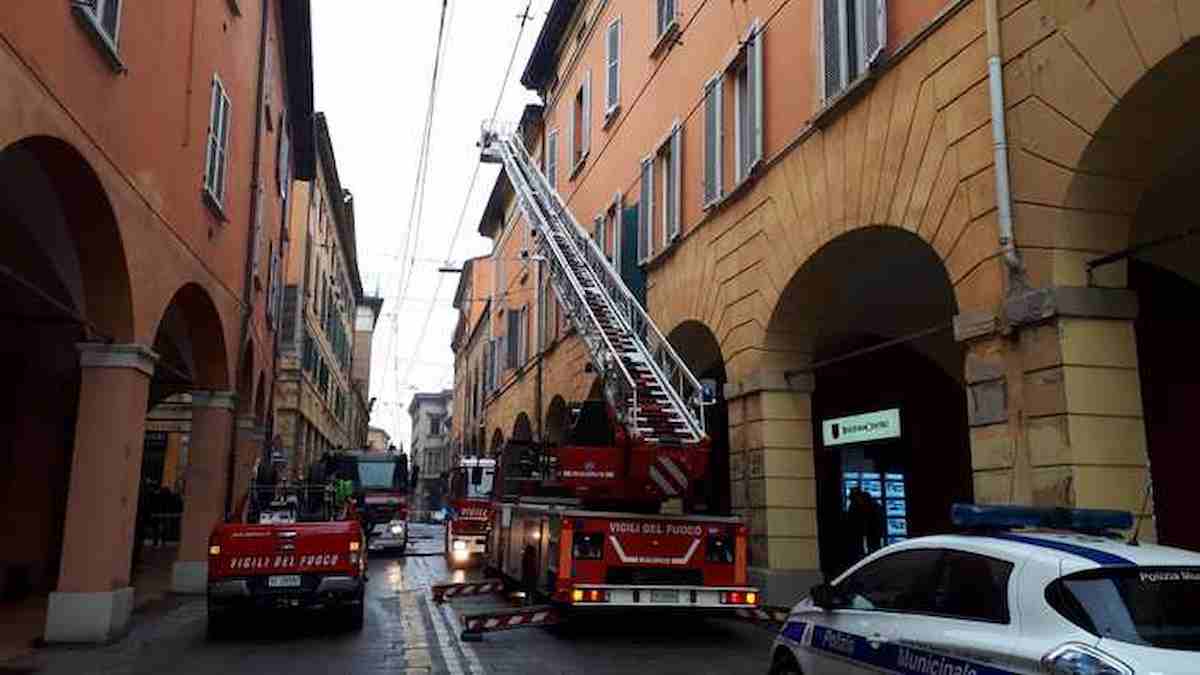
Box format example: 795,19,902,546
770,505,1200,674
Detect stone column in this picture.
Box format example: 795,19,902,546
231,415,263,509
46,343,157,644
172,390,236,593
959,288,1153,536
726,371,821,605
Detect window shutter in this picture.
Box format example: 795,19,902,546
581,71,592,157
566,98,575,169
638,158,653,262
546,131,558,189
606,20,620,110
669,124,682,241
822,0,843,99
205,79,221,194
862,0,886,66
612,193,623,268
594,215,604,254
277,114,291,199
100,0,121,42
750,21,764,167
703,81,718,205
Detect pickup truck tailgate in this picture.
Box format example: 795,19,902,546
210,522,361,578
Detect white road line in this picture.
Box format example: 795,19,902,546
423,593,479,675
435,598,486,674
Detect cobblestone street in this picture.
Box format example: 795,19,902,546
2,524,773,674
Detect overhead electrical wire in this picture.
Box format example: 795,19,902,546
379,0,455,434
397,0,535,394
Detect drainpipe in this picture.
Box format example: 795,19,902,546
225,0,272,514
984,0,1026,291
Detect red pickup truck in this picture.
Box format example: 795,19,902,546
206,484,366,637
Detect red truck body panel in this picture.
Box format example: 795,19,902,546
208,520,364,580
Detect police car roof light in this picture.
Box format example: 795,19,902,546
951,503,1133,533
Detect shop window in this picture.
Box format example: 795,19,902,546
203,75,233,214
822,0,886,100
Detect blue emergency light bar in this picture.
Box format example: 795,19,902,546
952,504,1134,533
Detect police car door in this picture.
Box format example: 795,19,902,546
800,548,943,674
889,548,1028,674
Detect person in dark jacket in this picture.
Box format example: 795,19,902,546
845,488,886,568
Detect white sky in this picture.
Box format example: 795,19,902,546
312,0,553,450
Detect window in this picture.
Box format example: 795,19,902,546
638,157,654,262
593,214,605,256
823,0,886,100
204,76,233,212
429,414,444,436
606,194,620,265
73,0,123,62
266,241,279,326
604,18,622,118
521,306,530,364
569,71,592,173
545,129,559,190
703,75,724,207
656,0,677,38
277,113,291,199
732,21,764,183
1047,567,1200,651
537,273,548,352
927,550,1013,623
837,548,941,613
657,124,682,245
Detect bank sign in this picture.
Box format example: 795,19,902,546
822,408,901,447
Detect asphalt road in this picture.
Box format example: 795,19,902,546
4,523,774,674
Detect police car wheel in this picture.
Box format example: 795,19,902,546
768,650,802,675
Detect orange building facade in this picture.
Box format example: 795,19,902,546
0,0,314,642
457,0,1200,603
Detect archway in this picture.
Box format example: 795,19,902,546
545,395,569,446
512,412,533,443
1066,38,1200,551
138,283,229,591
668,321,730,514
765,226,970,577
0,136,134,607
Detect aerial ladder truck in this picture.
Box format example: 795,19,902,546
433,124,761,636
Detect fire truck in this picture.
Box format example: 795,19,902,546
445,456,497,566
434,126,759,631
329,450,410,553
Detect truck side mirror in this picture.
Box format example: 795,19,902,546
810,583,847,610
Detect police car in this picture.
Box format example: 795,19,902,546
770,505,1200,674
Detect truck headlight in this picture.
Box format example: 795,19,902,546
1042,643,1132,675
390,523,404,535
453,539,468,552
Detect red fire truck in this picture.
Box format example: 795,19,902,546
445,457,497,566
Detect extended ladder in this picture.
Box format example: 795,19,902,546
481,125,707,446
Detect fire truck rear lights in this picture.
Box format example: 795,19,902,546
349,541,361,552
572,589,609,603
721,591,756,605
209,545,221,556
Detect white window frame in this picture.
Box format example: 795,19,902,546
822,0,887,100
73,0,123,62
638,157,654,263
703,73,724,209
609,192,622,268
731,21,764,185
204,75,233,213
545,129,559,190
655,0,678,38
604,17,622,121
657,122,682,247
570,71,592,174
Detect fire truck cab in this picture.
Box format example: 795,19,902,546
446,457,496,566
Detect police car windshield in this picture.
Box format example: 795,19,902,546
1049,567,1200,651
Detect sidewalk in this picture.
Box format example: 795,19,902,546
0,542,181,666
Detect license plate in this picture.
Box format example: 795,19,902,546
268,575,301,588
650,590,679,604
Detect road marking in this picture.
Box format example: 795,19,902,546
438,601,485,673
